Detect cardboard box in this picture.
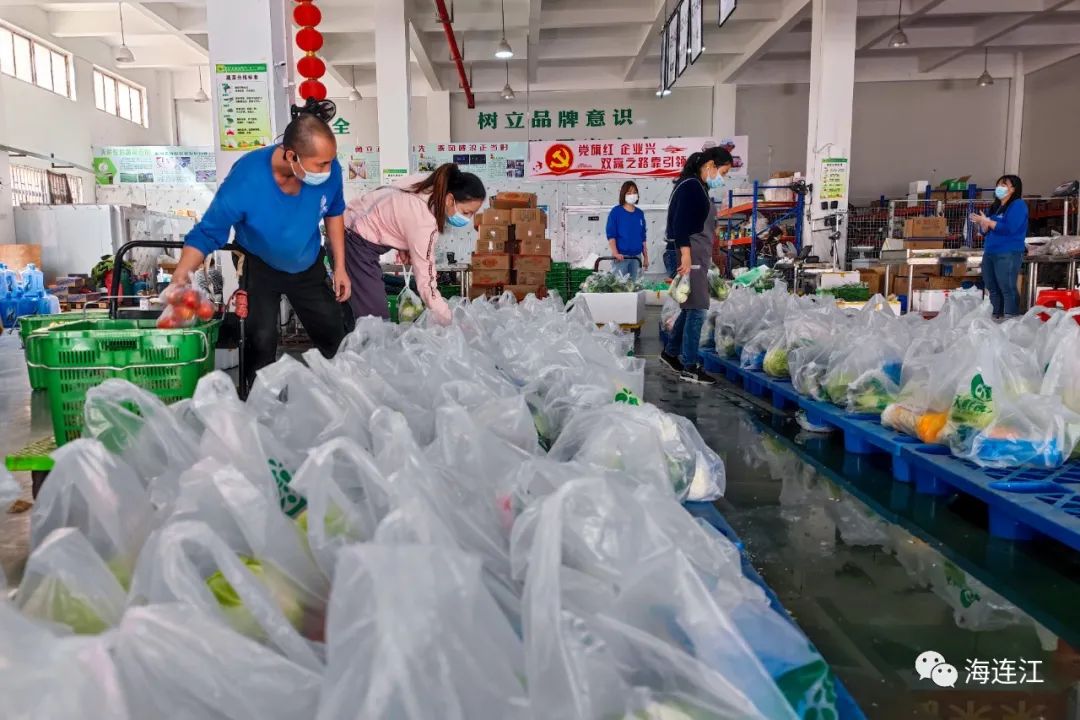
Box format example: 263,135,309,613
904,216,949,239
514,270,548,287
471,269,511,286
476,225,515,253
513,255,552,273
468,285,499,300
927,276,965,290
491,191,537,209
471,253,511,271
505,284,546,301
930,190,964,202
892,275,930,297
858,269,883,295
517,237,551,257
904,239,946,250
510,208,546,225
579,291,646,325
481,208,513,226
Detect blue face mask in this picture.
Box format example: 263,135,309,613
291,153,331,187
994,185,1009,200
707,173,726,190
448,213,471,228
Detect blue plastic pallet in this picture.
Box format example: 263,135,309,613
684,501,867,720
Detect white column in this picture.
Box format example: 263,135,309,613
205,0,292,177
0,77,13,244
1004,52,1024,176
375,0,412,181
427,90,452,143
804,0,857,267
711,82,737,139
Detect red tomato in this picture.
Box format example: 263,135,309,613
173,305,196,324
196,300,215,321
160,286,179,305
156,314,176,329
180,289,200,309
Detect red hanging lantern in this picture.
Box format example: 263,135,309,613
298,79,327,101
295,27,323,52
296,54,325,80
293,2,320,27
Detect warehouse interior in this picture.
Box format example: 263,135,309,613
2,1,1080,718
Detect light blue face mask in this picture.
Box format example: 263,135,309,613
291,153,331,187
448,213,471,228
707,173,727,190
994,185,1009,200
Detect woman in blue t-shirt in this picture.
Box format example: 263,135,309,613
970,174,1028,318
606,181,648,280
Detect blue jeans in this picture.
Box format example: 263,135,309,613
982,251,1023,317
663,247,679,279
612,257,641,281
666,307,706,369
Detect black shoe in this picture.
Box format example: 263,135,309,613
679,366,716,385
659,351,684,373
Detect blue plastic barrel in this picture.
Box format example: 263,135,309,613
20,264,44,294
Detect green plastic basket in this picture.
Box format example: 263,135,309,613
387,295,399,323
19,311,110,390
26,321,220,445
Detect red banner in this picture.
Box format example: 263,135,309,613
528,136,747,181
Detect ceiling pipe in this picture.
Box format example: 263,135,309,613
433,0,475,108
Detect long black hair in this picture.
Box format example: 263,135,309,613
675,146,734,184
281,98,337,157
407,163,486,232
989,174,1023,215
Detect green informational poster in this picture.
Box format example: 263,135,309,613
819,157,850,202
381,168,408,184
215,63,272,152
91,146,217,185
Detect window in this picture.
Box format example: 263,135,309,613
0,23,73,98
93,69,147,127
9,165,84,206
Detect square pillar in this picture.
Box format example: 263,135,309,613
375,0,412,181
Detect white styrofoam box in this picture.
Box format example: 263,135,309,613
818,271,861,290
911,289,949,313
764,176,795,202
579,291,646,325
215,348,239,370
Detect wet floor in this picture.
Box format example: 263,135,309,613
2,313,1080,718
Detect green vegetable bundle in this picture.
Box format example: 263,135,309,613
582,271,642,293
817,283,870,303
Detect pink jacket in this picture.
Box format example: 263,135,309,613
344,176,451,325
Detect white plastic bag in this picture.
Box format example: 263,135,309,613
397,267,424,323
112,603,323,720
31,439,154,588
14,527,127,634
316,545,529,720
1,465,18,513
959,394,1080,468
669,273,691,304
128,519,322,670
1041,318,1080,413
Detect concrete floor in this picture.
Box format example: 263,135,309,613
1,314,1078,717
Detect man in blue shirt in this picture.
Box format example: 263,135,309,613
170,105,350,387
606,181,648,280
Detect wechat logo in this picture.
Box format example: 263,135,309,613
915,651,958,688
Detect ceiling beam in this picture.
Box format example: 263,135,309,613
623,0,670,82
527,0,542,84
918,0,1073,72
1023,44,1080,74
716,0,811,84
125,1,208,59
408,19,443,91
856,0,947,50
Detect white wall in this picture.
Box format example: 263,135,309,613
0,7,173,181
1020,55,1080,196
737,79,1013,202
449,87,714,142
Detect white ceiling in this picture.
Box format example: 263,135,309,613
17,0,1080,96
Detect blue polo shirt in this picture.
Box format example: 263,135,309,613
606,205,647,256
184,145,345,273
983,199,1029,255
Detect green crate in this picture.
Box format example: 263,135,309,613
27,321,220,445
438,284,462,299
387,294,399,323
19,312,110,390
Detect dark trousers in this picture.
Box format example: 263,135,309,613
982,251,1023,318
663,247,679,279
344,229,390,321
240,251,345,387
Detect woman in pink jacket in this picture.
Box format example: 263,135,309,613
344,163,485,325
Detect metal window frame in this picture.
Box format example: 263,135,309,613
0,21,73,99
92,66,148,128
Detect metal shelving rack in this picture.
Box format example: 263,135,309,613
717,180,805,272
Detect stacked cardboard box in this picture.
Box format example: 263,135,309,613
472,192,551,301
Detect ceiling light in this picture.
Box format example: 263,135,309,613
977,47,993,87
349,66,362,101
889,0,908,48
501,61,515,100
494,0,514,59
115,2,135,63
655,88,671,97
194,66,209,102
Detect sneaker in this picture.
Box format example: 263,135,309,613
679,366,716,385
659,351,684,373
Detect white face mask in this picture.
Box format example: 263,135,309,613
625,194,639,205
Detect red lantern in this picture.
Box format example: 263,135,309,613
295,27,323,52
298,79,327,101
293,2,321,27
296,54,325,80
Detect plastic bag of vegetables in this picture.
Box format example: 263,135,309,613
112,603,323,720
742,326,784,371
956,394,1080,469
0,602,131,720
669,273,691,304
397,267,425,323
14,527,126,634
31,439,154,589
128,519,322,670
708,265,730,300
316,544,529,720
660,295,681,332
821,321,905,414
1042,324,1080,413
156,282,216,329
